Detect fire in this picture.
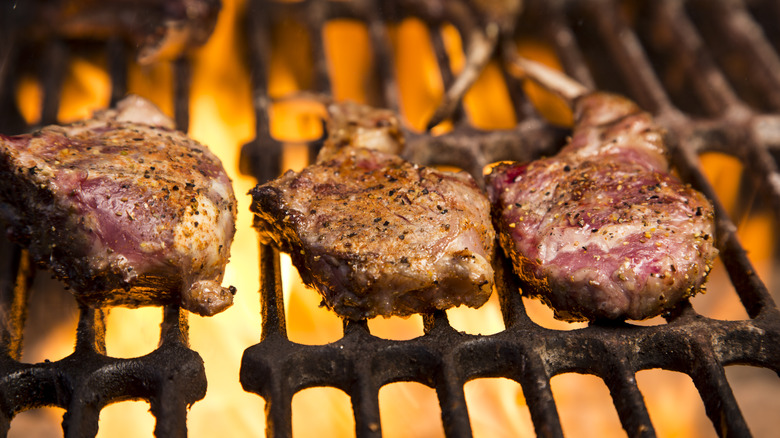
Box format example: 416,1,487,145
324,20,374,104
391,18,445,131
7,1,777,437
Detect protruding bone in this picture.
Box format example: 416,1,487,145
510,56,589,104
426,23,500,131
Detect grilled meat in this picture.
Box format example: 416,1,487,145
486,91,717,321
25,0,221,64
250,102,496,320
0,95,237,316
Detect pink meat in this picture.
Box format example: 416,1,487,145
0,96,237,316
486,92,718,321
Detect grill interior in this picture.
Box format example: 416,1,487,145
2,0,780,436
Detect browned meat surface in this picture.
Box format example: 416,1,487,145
486,92,718,321
25,0,221,64
250,102,496,320
0,95,237,316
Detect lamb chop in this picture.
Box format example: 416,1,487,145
250,101,496,320
23,0,221,65
486,58,718,321
0,95,237,316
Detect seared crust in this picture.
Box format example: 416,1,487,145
0,96,237,316
250,147,496,319
486,92,718,321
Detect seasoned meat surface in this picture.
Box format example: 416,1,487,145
0,95,237,316
486,92,717,321
25,0,221,64
251,103,495,319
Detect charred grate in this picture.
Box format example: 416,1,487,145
0,0,779,437
0,2,206,434
238,0,780,437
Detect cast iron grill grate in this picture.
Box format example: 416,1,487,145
0,3,206,434
238,0,780,437
0,0,778,437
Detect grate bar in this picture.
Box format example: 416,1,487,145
241,0,282,184
404,119,568,182
248,0,274,142
494,251,532,329
542,0,596,90
743,123,780,225
39,39,68,126
349,360,382,438
603,360,656,438
428,22,466,126
240,245,291,437
695,0,780,111
62,308,107,438
107,38,128,107
173,58,192,132
656,0,742,115
304,0,331,162
436,363,472,438
151,307,204,438
424,2,499,131
74,306,107,357
258,245,287,339
584,0,673,114
0,247,31,362
363,0,401,111
516,353,564,438
0,4,23,135
422,313,475,438
306,0,333,96
690,346,752,438
340,321,385,438
499,40,541,122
